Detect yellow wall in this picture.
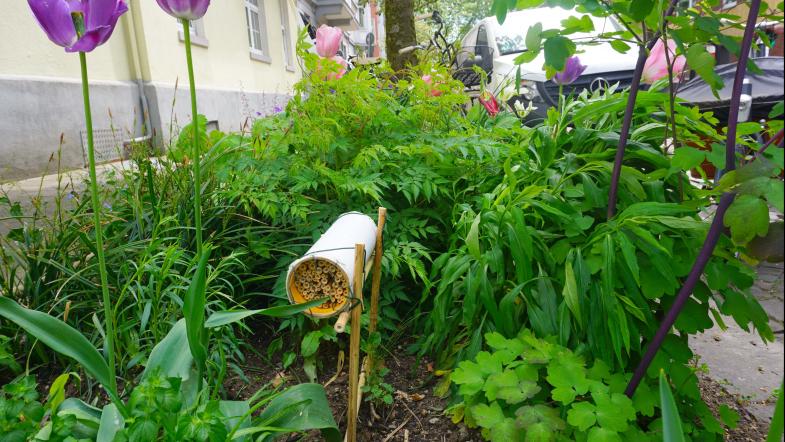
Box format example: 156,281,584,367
135,0,300,93
0,1,135,81
0,0,300,93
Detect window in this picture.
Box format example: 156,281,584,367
245,0,271,63
359,6,365,28
178,19,209,47
279,0,294,71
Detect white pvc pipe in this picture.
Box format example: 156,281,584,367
286,212,377,318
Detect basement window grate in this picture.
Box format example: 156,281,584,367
80,129,124,166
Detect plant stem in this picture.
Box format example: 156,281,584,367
182,19,203,257
662,28,683,202
624,0,763,397
606,0,679,219
79,52,117,396
756,129,785,159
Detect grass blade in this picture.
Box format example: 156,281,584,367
659,369,686,442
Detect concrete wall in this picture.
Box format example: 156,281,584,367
144,82,290,146
0,0,301,182
0,75,143,181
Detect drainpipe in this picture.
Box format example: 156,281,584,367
122,1,152,139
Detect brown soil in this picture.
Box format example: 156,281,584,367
18,329,772,442
225,331,774,442
698,374,770,442
224,330,479,442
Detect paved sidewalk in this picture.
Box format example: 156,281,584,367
691,262,785,425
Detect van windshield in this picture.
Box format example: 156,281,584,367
493,9,618,56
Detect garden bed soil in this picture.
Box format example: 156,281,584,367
698,374,769,442
17,329,769,441
224,329,771,442
224,328,478,441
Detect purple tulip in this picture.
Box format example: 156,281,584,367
28,0,128,53
553,56,587,86
156,0,211,20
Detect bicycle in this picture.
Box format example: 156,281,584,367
398,11,494,105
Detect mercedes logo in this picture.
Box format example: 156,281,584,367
590,77,611,94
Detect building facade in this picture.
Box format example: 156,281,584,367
0,0,301,181
296,0,384,60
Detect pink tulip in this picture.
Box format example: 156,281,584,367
316,25,343,58
316,56,347,80
642,39,687,84
422,75,443,96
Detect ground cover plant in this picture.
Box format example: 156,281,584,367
0,0,784,440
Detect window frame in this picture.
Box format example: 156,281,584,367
178,18,209,47
279,0,295,71
245,0,271,63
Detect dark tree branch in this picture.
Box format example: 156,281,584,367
624,0,763,398
606,0,679,219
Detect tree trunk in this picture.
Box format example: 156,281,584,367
384,0,417,71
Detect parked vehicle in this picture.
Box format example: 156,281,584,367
458,7,639,122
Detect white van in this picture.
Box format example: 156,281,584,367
458,7,639,122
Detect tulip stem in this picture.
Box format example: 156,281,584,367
182,18,205,393
182,19,204,257
79,51,119,403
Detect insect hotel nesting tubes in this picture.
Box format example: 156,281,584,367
286,212,377,318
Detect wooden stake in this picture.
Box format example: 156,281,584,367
334,311,350,333
346,243,365,442
367,207,387,373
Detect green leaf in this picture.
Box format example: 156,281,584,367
0,297,114,400
255,383,340,442
485,369,541,404
143,319,192,380
659,370,686,442
183,246,212,377
671,147,706,171
686,45,723,91
206,298,329,328
97,404,124,442
467,213,482,259
616,233,640,286
47,372,74,414
58,398,102,439
724,195,770,244
567,402,597,431
631,380,658,417
220,400,251,440
588,427,622,442
629,0,655,21
526,23,543,52
472,401,506,429
452,360,485,397
524,422,554,442
594,392,635,432
301,330,323,358
546,354,589,405
516,404,565,432
561,15,594,34
543,36,576,71
562,261,582,327
610,40,631,53
767,381,784,442
719,404,739,429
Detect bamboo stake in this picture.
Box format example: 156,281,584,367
334,311,350,333
346,243,365,442
367,207,387,374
